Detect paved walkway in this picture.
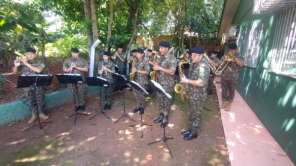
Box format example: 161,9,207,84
215,83,294,166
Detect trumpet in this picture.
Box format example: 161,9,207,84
214,54,235,75
174,59,190,100
203,54,217,71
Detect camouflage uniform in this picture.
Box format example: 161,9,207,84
63,57,89,107
157,52,177,116
220,53,243,102
114,53,126,75
98,60,115,105
208,56,220,87
132,59,150,108
186,59,210,133
20,59,46,116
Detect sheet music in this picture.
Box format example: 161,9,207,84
59,73,81,76
21,74,52,76
97,76,107,81
130,81,149,95
150,80,172,99
113,72,127,81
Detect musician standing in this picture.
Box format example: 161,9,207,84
98,51,115,111
131,48,150,114
150,41,177,128
127,49,137,74
112,46,126,75
218,43,244,111
180,47,210,140
63,48,89,112
12,47,49,124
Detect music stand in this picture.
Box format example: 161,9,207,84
55,74,89,124
18,74,53,134
85,76,111,120
128,81,152,138
147,80,174,158
112,73,136,124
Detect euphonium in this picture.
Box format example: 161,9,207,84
203,54,217,72
214,53,235,75
174,59,190,100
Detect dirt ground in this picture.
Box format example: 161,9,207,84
0,87,230,166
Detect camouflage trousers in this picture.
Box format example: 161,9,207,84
102,85,113,105
157,89,173,116
133,86,146,108
25,86,45,116
188,98,204,133
68,83,85,106
221,78,237,102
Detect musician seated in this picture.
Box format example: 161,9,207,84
12,47,49,124
131,48,150,114
98,51,115,111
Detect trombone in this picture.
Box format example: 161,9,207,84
214,54,235,75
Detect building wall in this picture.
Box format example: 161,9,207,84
232,0,296,163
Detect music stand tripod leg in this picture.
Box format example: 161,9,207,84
89,90,110,120
21,112,52,134
114,89,136,124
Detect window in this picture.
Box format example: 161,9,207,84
268,4,296,78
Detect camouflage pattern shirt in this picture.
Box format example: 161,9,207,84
63,57,89,76
186,59,211,101
98,60,115,83
20,59,45,75
158,52,177,90
210,57,220,64
220,53,243,81
113,53,126,71
134,58,150,87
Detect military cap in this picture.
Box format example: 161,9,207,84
71,48,79,53
212,50,219,54
131,49,137,53
159,41,170,48
228,43,237,49
191,47,205,54
25,47,36,53
137,48,144,54
103,51,111,56
147,49,152,52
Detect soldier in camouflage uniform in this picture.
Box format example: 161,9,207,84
112,46,126,75
127,49,137,74
98,51,115,111
63,48,89,112
145,49,154,93
180,47,211,140
12,47,49,124
150,41,177,128
207,50,220,93
131,48,150,114
218,43,244,111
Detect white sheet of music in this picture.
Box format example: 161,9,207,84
97,76,108,87
150,80,172,99
130,80,149,95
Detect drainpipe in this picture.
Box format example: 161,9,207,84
89,39,101,77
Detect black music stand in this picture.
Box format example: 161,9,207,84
128,81,152,138
148,80,174,158
18,74,53,134
55,74,89,124
85,76,111,120
112,73,136,124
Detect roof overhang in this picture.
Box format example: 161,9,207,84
217,0,241,39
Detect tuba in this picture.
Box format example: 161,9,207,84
174,59,190,100
214,54,235,75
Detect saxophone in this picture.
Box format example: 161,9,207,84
130,60,136,81
174,59,190,100
149,54,160,81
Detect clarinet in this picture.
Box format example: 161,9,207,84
69,58,76,74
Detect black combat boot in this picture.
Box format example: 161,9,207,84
80,105,85,111
154,113,164,123
107,103,111,110
74,106,80,112
139,107,144,115
184,132,198,140
181,129,192,136
160,116,168,128
133,107,140,113
103,103,108,110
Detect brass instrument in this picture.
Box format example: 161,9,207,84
129,60,136,81
203,54,217,71
149,54,160,81
214,54,235,75
174,59,190,100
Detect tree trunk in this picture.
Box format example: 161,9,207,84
106,0,114,51
83,0,93,52
125,4,139,55
90,0,98,43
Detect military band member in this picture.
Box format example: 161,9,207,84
180,47,210,140
63,48,89,112
149,41,177,128
146,48,153,62
112,46,126,75
131,48,150,114
12,47,49,124
127,49,137,74
218,43,244,111
98,51,115,111
208,50,220,91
